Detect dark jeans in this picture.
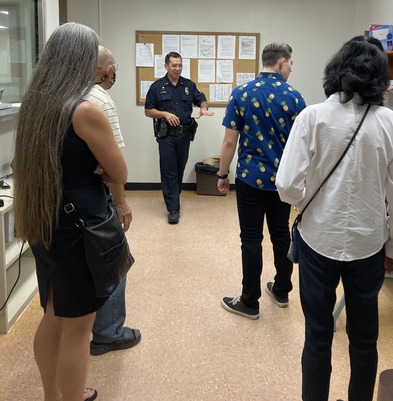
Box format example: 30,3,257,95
298,234,385,401
157,131,192,211
235,178,293,309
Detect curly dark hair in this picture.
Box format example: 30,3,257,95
323,35,389,105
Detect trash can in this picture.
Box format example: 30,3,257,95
195,162,226,196
378,369,393,401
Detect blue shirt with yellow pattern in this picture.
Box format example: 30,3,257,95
222,72,306,191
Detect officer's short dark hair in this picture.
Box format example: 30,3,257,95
165,52,182,64
262,42,292,67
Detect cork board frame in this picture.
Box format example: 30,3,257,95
135,30,260,107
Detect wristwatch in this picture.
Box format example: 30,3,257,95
216,170,229,179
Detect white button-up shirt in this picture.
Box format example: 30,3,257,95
276,93,393,260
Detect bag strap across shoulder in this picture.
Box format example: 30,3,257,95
297,103,371,222
63,182,113,227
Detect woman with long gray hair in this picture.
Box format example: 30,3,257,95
13,22,128,401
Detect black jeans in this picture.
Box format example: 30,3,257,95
157,131,192,211
298,234,385,401
235,178,293,309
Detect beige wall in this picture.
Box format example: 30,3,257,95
42,0,59,40
66,0,393,184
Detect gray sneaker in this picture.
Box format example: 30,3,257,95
221,296,259,319
265,282,289,308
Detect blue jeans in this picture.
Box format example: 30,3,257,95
298,234,385,401
235,179,293,309
92,277,127,343
157,131,192,211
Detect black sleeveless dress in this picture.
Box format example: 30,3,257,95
31,116,109,317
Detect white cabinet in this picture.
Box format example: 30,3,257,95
0,181,37,333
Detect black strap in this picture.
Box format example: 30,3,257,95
63,182,113,227
298,104,371,221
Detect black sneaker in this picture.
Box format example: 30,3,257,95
168,210,179,224
265,282,289,308
221,296,259,319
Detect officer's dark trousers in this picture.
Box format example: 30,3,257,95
298,234,385,401
157,131,192,211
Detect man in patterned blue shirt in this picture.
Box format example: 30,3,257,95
217,42,306,319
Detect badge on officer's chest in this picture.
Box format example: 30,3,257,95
185,87,189,95
160,86,167,94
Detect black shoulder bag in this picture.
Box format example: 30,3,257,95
287,104,371,263
65,183,135,297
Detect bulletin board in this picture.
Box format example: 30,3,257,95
135,30,260,107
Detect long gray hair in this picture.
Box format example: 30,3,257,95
13,22,99,248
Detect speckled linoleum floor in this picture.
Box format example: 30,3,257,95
1,190,393,401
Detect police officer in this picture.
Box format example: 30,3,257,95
145,52,214,224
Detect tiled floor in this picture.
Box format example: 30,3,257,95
1,190,392,401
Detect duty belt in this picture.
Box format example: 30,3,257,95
167,124,194,136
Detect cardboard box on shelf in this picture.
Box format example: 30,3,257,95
202,156,220,167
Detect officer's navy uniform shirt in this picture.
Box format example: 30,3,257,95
145,74,206,125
